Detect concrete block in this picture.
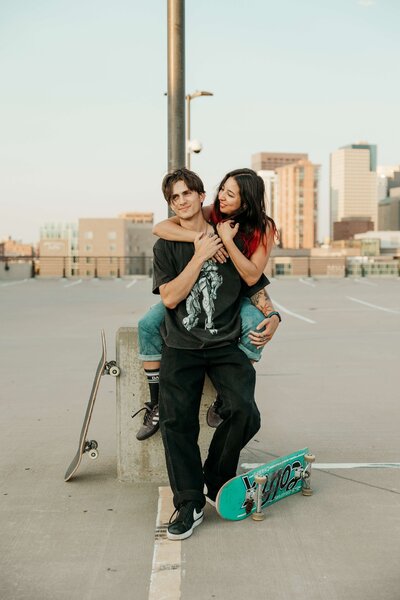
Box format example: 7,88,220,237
116,327,215,482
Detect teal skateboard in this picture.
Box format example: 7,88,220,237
216,448,315,521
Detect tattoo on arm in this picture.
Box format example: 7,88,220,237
250,289,274,317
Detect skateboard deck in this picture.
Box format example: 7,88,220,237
216,448,315,521
64,330,120,482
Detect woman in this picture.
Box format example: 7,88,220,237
134,168,280,440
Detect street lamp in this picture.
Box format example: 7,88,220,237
186,90,213,169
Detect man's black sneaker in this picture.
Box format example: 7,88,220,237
206,395,223,428
167,501,204,540
132,402,159,441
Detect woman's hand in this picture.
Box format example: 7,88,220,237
212,246,229,264
216,220,239,245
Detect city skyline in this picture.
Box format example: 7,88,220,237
1,0,400,244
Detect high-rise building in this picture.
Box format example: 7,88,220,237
252,152,308,172
378,168,400,230
275,159,320,249
330,143,378,237
257,170,278,226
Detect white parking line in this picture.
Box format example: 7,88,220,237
354,278,377,287
64,279,82,288
270,299,316,324
299,278,316,288
241,462,400,470
126,279,137,289
347,296,399,314
149,486,181,600
0,279,29,287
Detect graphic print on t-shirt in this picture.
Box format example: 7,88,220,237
182,260,223,335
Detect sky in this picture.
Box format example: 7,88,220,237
1,0,399,244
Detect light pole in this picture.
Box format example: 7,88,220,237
167,0,185,173
186,90,213,169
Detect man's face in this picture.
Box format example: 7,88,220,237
169,180,204,220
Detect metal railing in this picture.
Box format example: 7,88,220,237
1,255,399,279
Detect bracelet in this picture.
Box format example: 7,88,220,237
266,311,281,322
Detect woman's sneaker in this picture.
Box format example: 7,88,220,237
167,501,204,540
132,402,159,441
206,395,223,428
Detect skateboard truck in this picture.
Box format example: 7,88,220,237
104,361,120,377
301,453,315,496
251,454,315,521
84,440,99,460
251,475,267,521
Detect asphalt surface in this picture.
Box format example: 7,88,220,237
1,276,399,600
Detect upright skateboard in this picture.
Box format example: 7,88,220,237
64,330,120,482
216,448,315,521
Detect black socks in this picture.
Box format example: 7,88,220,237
144,368,159,407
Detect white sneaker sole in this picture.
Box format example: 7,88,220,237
167,514,204,541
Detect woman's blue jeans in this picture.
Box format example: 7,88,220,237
138,297,266,363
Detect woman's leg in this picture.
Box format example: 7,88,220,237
237,296,266,362
136,302,166,440
138,301,165,363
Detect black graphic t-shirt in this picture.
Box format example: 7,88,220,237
152,238,269,350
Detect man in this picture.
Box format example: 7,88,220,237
153,168,277,540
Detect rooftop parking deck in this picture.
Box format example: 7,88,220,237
1,277,399,600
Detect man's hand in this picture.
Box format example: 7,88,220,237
248,314,280,347
194,232,224,264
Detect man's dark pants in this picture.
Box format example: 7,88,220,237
159,344,261,509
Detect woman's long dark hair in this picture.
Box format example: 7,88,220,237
211,168,278,258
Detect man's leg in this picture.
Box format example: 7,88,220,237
159,346,207,540
159,346,206,509
206,297,265,429
203,345,261,498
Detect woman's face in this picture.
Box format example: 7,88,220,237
218,176,241,215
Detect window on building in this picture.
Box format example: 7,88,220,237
108,232,117,240
85,245,92,252
84,232,93,240
109,244,116,252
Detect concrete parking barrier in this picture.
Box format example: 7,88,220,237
116,327,215,482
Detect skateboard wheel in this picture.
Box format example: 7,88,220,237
302,487,313,496
90,440,98,450
89,449,99,460
252,511,265,521
109,366,120,377
304,454,315,463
